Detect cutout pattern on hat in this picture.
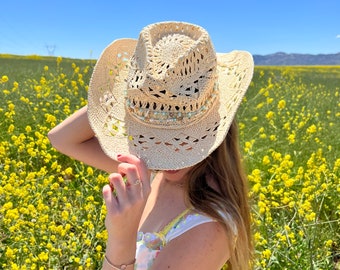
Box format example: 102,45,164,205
126,22,218,128
88,22,254,170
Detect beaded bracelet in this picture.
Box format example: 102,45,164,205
104,255,136,270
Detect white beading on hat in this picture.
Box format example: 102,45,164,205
88,21,254,170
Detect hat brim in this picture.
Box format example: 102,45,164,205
88,39,254,170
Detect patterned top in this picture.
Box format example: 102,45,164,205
134,209,216,270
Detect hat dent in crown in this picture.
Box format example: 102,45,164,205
126,22,218,128
88,21,254,170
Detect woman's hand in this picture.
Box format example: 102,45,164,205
102,154,151,264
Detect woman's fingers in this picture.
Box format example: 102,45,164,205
102,183,117,215
117,162,141,188
103,155,150,241
104,154,150,219
108,173,129,205
117,154,151,196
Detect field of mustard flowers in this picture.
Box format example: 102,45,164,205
0,55,339,270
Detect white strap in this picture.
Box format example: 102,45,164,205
165,213,215,243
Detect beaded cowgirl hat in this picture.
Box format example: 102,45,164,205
88,21,254,170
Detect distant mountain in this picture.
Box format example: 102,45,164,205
253,52,340,65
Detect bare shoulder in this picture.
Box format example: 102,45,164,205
151,221,230,270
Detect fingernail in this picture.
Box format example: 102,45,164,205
109,183,114,191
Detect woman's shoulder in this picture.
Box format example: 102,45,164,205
164,210,217,242
153,214,230,269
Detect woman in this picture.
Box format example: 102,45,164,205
48,21,254,270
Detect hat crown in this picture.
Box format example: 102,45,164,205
87,21,254,170
126,22,218,127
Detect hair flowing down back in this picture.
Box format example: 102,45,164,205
186,120,252,270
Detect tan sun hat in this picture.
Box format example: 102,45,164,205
88,21,254,170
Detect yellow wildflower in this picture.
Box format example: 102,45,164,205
1,75,9,83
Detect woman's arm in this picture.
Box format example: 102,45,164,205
48,105,119,173
151,221,230,270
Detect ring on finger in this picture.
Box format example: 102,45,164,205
132,179,141,186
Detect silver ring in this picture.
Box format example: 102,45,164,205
132,179,141,186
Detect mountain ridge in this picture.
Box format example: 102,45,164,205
1,52,340,65
253,52,340,65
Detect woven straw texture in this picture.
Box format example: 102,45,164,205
88,22,254,170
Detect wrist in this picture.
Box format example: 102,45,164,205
103,255,135,270
104,240,136,270
105,237,136,254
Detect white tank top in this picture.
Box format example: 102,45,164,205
134,209,215,270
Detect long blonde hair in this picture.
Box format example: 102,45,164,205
186,120,252,270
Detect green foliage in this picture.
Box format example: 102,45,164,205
0,55,339,269
239,66,340,269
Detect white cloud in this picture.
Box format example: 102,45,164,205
337,34,340,39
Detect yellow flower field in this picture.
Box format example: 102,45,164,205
0,56,339,269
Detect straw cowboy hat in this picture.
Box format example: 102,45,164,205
88,21,254,170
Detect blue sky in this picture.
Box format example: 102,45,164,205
1,0,339,59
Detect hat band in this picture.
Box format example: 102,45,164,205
126,83,218,127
